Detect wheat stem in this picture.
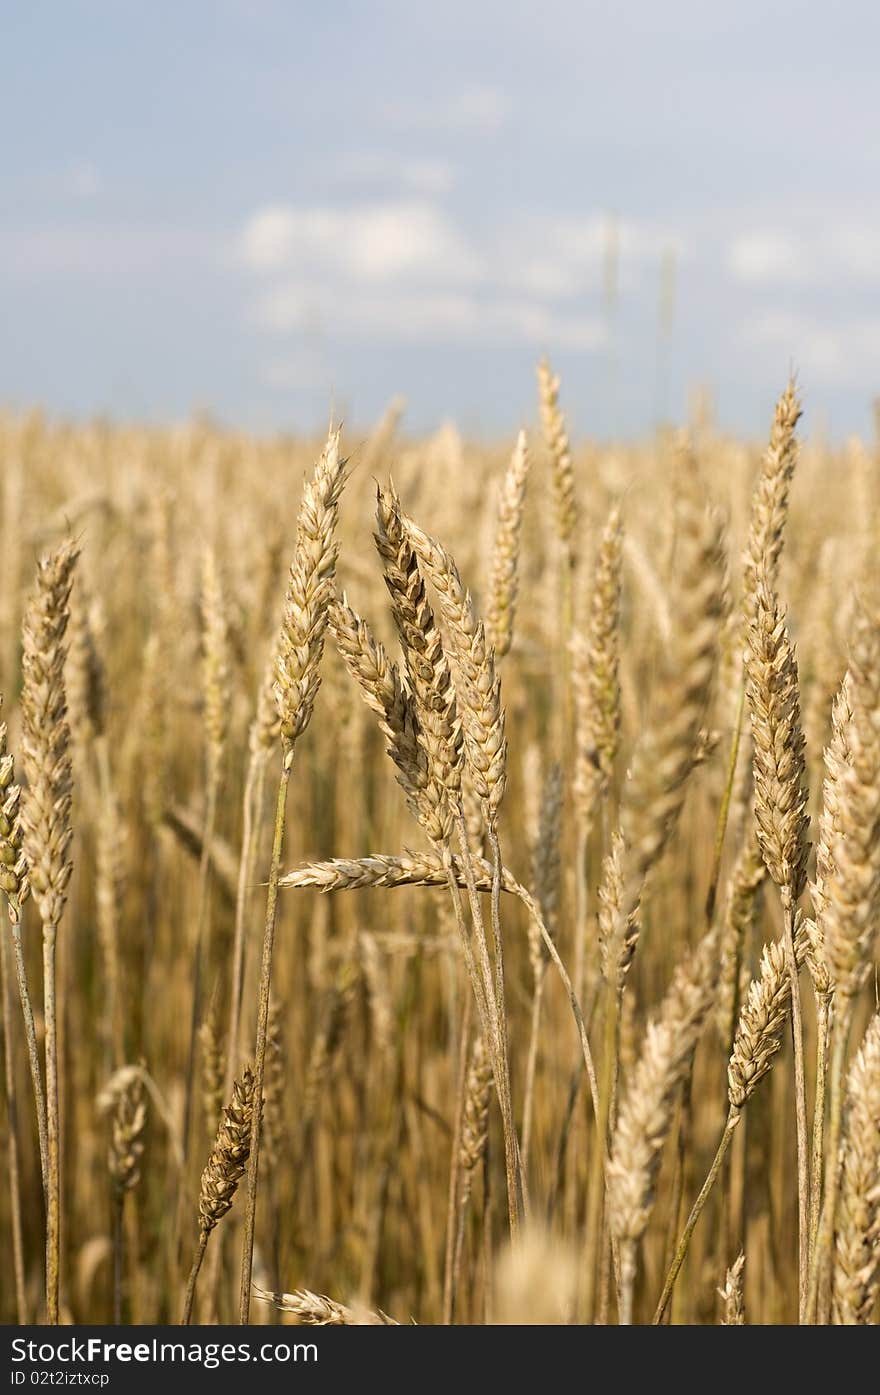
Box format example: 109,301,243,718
521,968,546,1174
1,924,27,1320
9,918,49,1197
781,896,809,1320
238,751,291,1324
225,749,263,1095
182,776,218,1149
808,991,832,1277
442,993,472,1324
705,679,746,925
808,1015,851,1323
182,1231,209,1326
653,1108,741,1323
42,922,60,1322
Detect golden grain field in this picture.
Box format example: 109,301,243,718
1,369,878,1326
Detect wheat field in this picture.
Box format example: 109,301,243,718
0,369,878,1326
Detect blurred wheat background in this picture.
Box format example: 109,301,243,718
1,368,878,1326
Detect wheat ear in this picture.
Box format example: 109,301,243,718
376,486,526,1232
19,538,79,1323
103,1067,148,1322
403,511,521,1220
831,1013,880,1324
655,918,809,1322
810,598,880,1322
447,1030,493,1322
608,457,725,971
742,381,802,632
706,380,801,925
185,1066,255,1324
486,430,530,660
745,577,811,1315
571,503,624,830
609,929,719,1322
537,357,578,569
253,1285,400,1325
719,1253,746,1324
571,503,624,1006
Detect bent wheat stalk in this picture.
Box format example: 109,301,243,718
281,850,602,1139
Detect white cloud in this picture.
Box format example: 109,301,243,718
728,217,880,287
240,200,480,282
242,201,681,297
743,310,841,374
728,233,808,284
240,198,677,352
252,280,604,349
384,83,509,135
739,310,880,384
529,215,685,296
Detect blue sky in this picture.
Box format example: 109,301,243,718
2,1,879,439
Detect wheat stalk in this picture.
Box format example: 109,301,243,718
180,546,233,1190
225,646,279,1100
0,699,49,1212
0,893,27,1319
806,675,852,1266
238,429,347,1323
